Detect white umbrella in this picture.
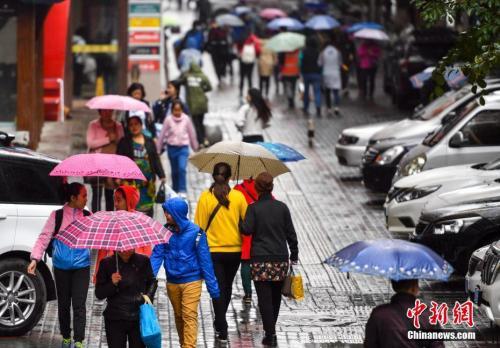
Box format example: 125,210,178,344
189,141,290,180
215,14,244,27
354,28,389,41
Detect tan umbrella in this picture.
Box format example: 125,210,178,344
189,141,290,180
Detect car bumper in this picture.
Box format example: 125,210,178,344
362,164,397,193
335,144,365,167
385,199,424,233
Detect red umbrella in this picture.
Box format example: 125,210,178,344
260,8,286,20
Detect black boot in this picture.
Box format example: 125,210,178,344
316,106,321,118
262,334,277,347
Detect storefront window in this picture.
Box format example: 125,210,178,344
0,4,17,124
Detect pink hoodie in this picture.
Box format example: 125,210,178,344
156,113,199,153
30,204,89,261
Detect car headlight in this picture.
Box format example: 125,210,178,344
403,154,427,176
432,217,481,235
337,134,359,145
394,185,441,203
374,146,405,165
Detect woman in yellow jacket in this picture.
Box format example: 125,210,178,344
194,162,248,344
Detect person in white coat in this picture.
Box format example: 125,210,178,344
319,39,342,116
235,88,272,143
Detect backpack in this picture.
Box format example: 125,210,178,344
45,208,91,259
241,43,257,64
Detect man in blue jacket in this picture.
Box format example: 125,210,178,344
150,197,219,347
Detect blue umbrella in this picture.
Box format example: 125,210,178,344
305,15,340,30
445,67,467,89
234,6,252,15
304,0,327,11
324,239,454,281
267,17,305,31
178,48,202,73
346,22,383,33
257,142,306,162
409,67,435,89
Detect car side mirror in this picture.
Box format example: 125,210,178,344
449,131,464,148
441,111,457,125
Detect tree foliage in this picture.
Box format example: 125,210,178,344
413,0,500,103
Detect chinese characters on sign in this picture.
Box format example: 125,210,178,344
407,300,475,328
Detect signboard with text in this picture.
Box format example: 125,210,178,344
129,46,160,55
129,30,161,45
129,3,161,14
128,59,160,72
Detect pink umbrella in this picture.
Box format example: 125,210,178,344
50,153,146,181
86,95,152,113
57,211,172,271
260,8,286,20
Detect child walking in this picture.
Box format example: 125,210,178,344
156,100,199,194
150,198,220,348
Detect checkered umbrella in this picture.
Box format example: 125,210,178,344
56,211,171,252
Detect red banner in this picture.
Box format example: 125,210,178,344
129,30,161,44
128,60,160,72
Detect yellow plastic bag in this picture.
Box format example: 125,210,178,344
290,270,304,300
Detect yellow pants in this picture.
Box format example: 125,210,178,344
167,280,202,348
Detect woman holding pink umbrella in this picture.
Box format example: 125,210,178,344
86,109,124,212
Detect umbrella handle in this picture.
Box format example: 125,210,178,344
115,252,119,273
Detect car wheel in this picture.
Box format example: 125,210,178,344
0,258,47,336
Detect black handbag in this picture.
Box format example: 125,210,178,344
155,182,166,204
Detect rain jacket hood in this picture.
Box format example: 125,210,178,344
117,185,140,211
151,198,220,298
162,197,191,233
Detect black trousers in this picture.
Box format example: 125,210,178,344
282,76,298,108
259,75,270,97
358,67,377,98
54,267,90,342
254,281,283,336
239,61,254,96
105,319,145,348
192,113,206,144
242,135,264,143
212,53,227,81
211,252,241,335
91,186,114,212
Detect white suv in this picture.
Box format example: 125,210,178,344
0,133,62,336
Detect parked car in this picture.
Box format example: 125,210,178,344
361,83,500,192
468,241,500,327
385,158,500,233
335,121,394,167
0,133,63,336
397,94,500,181
465,245,489,305
412,196,500,274
383,27,456,109
334,88,471,167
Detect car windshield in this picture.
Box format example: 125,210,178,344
422,99,479,146
411,87,470,121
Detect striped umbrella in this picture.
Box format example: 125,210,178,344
189,141,290,180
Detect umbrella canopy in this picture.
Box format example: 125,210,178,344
234,6,252,15
189,141,290,180
57,211,172,252
260,8,286,20
49,153,146,180
346,21,383,33
86,95,152,113
410,67,435,89
265,32,305,53
216,13,245,27
445,68,467,89
354,28,389,41
324,239,454,281
256,142,306,162
305,15,340,30
267,17,304,31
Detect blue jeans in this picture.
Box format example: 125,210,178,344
302,73,322,112
167,145,189,193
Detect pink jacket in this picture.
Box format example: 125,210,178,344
156,113,199,152
357,42,381,69
30,204,88,261
86,119,124,152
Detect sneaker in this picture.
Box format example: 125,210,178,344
262,334,277,347
216,332,228,346
61,338,71,348
74,342,84,348
334,107,340,116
